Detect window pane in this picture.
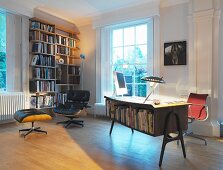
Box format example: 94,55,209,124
135,84,147,97
126,84,133,96
124,27,134,46
113,29,123,47
0,13,6,91
111,20,152,97
136,24,147,45
135,45,147,64
0,71,6,90
0,52,6,69
124,46,135,63
135,65,147,83
112,47,123,64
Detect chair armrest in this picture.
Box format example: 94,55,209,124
188,104,209,121
188,103,207,107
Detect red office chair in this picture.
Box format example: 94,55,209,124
185,93,209,145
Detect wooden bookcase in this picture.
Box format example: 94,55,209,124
29,18,56,108
55,27,81,93
29,18,81,108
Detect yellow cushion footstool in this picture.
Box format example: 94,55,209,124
14,109,52,138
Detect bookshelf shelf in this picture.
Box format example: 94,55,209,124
68,74,80,76
30,28,55,35
32,78,56,81
30,40,54,45
56,53,69,57
56,84,79,86
31,52,55,56
31,65,56,69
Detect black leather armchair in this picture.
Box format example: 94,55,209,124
53,90,90,128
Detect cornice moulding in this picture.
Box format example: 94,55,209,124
160,0,189,8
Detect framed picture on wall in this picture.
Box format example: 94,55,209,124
164,41,186,65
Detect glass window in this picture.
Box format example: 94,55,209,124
111,23,152,97
0,13,6,91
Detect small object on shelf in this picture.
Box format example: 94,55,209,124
58,58,64,64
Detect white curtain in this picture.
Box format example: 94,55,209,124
95,27,113,103
6,13,29,92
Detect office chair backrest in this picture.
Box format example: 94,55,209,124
187,93,208,120
67,90,90,103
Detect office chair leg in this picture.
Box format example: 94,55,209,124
57,120,70,124
187,133,207,145
64,121,72,128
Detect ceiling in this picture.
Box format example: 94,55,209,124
2,0,158,26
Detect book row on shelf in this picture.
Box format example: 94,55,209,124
30,21,54,33
32,67,55,79
56,93,67,104
32,42,54,55
30,95,55,109
30,93,69,109
109,103,154,134
31,55,55,67
56,46,69,55
55,35,76,48
30,80,55,92
29,31,54,43
68,66,80,75
69,76,80,84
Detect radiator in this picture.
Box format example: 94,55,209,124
0,92,26,122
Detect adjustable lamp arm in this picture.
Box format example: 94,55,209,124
141,76,165,103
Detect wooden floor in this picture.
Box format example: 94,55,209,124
1,116,223,170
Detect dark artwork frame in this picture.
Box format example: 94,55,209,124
164,41,186,66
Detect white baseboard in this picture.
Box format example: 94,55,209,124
93,103,106,116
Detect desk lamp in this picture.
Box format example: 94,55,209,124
141,76,165,103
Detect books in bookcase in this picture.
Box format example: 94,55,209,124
30,95,55,108
30,80,55,93
30,21,54,33
31,55,55,67
32,42,54,55
56,93,67,105
108,102,154,134
68,66,80,75
32,67,55,79
56,46,70,55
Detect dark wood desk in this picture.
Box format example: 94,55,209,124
104,96,189,166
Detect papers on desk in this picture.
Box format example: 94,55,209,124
114,96,187,107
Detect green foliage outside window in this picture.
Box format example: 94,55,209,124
0,13,6,91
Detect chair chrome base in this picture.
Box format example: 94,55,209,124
57,118,84,128
177,131,207,145
185,131,207,145
19,122,47,138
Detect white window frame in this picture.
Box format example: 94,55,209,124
96,17,155,103
110,19,154,97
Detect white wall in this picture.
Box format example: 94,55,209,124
160,3,189,98
78,24,96,105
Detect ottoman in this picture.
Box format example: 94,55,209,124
14,109,52,138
